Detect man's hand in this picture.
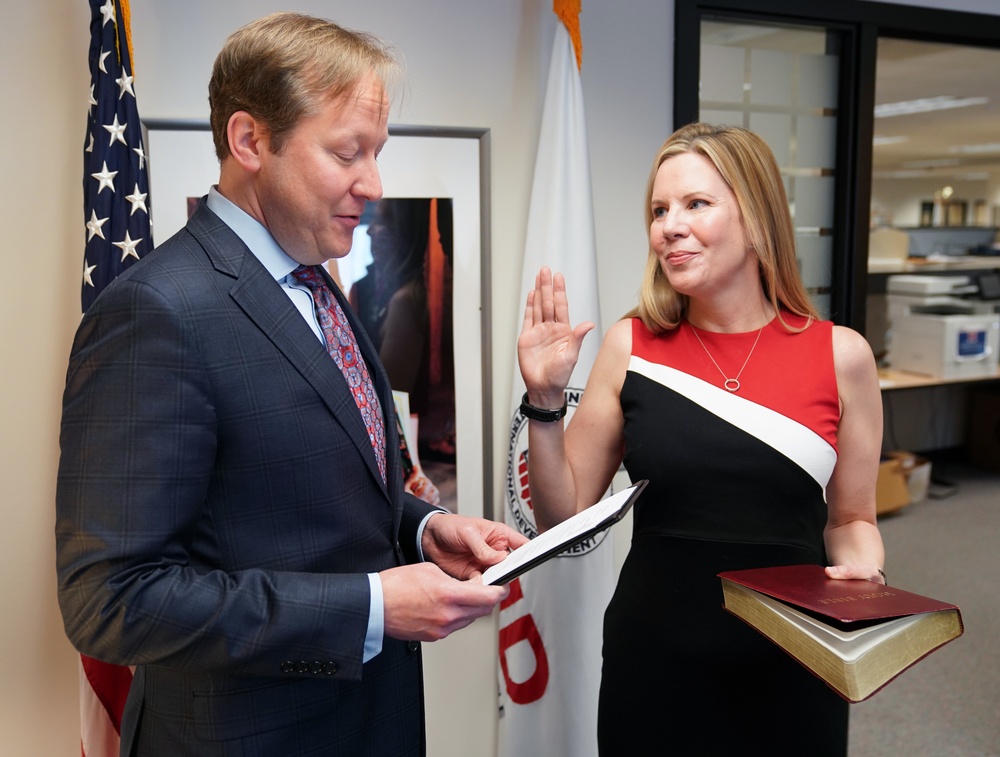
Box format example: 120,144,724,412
380,562,508,641
377,514,529,642
421,513,529,580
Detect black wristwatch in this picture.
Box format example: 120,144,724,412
519,392,567,422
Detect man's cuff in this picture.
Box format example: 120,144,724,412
416,509,448,562
363,573,384,662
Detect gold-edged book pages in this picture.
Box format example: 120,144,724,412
720,569,963,703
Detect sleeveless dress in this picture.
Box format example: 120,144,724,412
597,314,849,756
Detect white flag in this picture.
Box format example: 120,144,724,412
497,5,614,756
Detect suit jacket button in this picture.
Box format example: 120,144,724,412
295,660,309,674
280,661,295,673
323,661,338,675
407,640,419,653
309,660,324,674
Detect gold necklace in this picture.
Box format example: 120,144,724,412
689,322,765,393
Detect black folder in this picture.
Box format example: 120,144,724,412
483,479,647,585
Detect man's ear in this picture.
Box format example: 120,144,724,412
226,111,266,172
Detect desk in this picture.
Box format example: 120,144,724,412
879,367,1000,391
868,256,1000,275
868,257,1000,300
879,369,1000,461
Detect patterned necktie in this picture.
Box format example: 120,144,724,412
292,264,387,482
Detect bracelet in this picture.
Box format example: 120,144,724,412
519,392,567,422
877,567,888,585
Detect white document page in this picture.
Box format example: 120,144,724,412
481,483,640,585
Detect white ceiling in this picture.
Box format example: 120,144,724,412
873,38,1000,180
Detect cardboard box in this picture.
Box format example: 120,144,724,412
967,388,1000,472
876,457,911,515
887,450,932,504
876,451,933,514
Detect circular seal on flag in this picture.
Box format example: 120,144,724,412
504,388,610,557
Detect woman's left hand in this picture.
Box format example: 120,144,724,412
825,564,887,585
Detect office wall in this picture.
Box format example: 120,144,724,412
1,1,995,755
872,178,994,229
0,3,94,756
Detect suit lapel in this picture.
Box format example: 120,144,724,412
186,202,394,498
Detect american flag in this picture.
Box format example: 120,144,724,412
78,1,145,754
82,0,151,312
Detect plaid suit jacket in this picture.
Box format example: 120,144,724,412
56,200,439,756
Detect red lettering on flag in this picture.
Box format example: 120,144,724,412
498,577,549,704
518,451,532,511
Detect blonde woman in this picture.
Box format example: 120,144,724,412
517,123,885,755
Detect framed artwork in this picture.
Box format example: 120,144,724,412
920,201,934,227
142,120,492,519
944,200,967,227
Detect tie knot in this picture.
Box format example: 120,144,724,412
291,264,325,291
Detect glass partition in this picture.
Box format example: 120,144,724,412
699,19,842,317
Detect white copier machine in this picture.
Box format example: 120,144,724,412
886,275,999,379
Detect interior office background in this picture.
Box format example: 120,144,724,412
4,0,998,754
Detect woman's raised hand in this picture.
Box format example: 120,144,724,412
517,266,595,405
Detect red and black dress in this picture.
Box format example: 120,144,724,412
598,314,849,756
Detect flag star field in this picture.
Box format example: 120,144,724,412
82,0,151,311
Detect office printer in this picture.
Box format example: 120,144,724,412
886,275,999,379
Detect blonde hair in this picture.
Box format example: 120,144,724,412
627,122,819,333
208,12,401,160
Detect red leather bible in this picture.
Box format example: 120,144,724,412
718,564,964,702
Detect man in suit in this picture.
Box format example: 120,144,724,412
56,13,525,756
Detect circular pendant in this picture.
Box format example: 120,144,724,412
724,379,740,392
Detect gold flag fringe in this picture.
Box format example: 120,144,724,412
553,0,583,71
118,0,136,74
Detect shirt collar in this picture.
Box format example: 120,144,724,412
206,187,299,281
